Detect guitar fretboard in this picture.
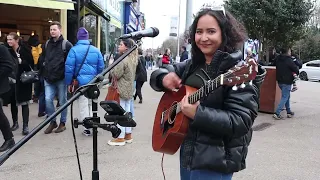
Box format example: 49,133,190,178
188,74,224,104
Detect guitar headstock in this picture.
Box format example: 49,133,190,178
221,59,258,90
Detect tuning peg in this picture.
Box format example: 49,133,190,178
232,85,238,91
249,80,253,86
240,83,246,88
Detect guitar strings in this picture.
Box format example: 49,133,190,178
162,70,251,118
162,72,228,116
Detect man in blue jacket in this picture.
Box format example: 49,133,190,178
65,27,105,136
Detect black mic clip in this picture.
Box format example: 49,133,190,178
73,117,121,138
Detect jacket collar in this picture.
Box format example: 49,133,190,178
76,40,90,45
49,35,64,43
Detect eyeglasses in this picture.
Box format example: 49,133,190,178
200,3,226,16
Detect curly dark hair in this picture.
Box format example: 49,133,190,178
189,8,247,63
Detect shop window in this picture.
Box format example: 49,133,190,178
108,24,122,55
81,14,98,46
100,17,108,63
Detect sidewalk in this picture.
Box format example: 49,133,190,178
0,80,319,180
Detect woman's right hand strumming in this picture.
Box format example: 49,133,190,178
162,72,182,91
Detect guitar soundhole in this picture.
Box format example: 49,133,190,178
162,102,178,135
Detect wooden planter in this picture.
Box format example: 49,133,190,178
259,66,281,113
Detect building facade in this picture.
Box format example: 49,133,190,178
0,0,74,44
124,1,140,34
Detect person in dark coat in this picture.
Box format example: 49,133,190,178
134,48,147,103
0,44,15,152
149,7,266,179
273,47,299,120
180,46,189,62
6,32,34,135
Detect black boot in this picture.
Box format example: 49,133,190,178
10,121,19,131
0,139,15,152
22,126,29,135
22,105,29,135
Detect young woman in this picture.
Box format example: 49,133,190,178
6,32,34,135
108,39,138,146
150,6,266,180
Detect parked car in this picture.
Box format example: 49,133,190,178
299,60,320,81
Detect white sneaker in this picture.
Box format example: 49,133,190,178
107,138,126,146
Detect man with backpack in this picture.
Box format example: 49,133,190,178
39,21,73,134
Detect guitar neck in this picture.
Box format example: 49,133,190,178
187,74,224,104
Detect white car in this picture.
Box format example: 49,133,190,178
299,60,320,81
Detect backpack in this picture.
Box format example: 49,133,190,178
45,39,68,55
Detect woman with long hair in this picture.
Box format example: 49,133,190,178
150,5,266,179
6,32,34,135
108,39,138,146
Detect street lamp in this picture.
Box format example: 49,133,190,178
176,0,182,62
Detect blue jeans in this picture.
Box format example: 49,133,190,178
275,83,292,115
180,167,233,180
38,91,46,114
180,143,233,180
118,98,132,138
44,79,67,124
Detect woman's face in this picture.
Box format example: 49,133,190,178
195,14,222,57
118,41,128,54
7,35,19,47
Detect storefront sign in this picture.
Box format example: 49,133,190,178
106,0,123,21
139,13,145,30
129,8,138,31
169,16,178,37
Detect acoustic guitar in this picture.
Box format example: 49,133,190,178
152,59,258,155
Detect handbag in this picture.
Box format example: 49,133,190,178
105,77,120,103
68,45,91,93
20,65,39,84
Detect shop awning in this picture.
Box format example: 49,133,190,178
0,0,75,10
110,17,122,29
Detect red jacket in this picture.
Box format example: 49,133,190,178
162,54,170,64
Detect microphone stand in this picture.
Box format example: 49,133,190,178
0,40,142,180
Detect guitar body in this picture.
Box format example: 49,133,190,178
152,59,258,155
152,85,197,155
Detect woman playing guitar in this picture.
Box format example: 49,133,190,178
150,4,266,180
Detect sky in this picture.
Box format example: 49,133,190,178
139,0,224,50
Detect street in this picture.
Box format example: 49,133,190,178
0,73,320,180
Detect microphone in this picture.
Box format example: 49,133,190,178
119,27,159,39
104,112,137,127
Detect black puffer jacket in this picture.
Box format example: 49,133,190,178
275,54,299,85
150,50,266,173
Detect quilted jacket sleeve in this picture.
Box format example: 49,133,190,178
190,84,259,138
110,61,125,80
65,48,76,85
97,51,105,74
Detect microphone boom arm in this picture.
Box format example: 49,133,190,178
0,40,142,166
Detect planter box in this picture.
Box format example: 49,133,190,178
259,66,281,113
